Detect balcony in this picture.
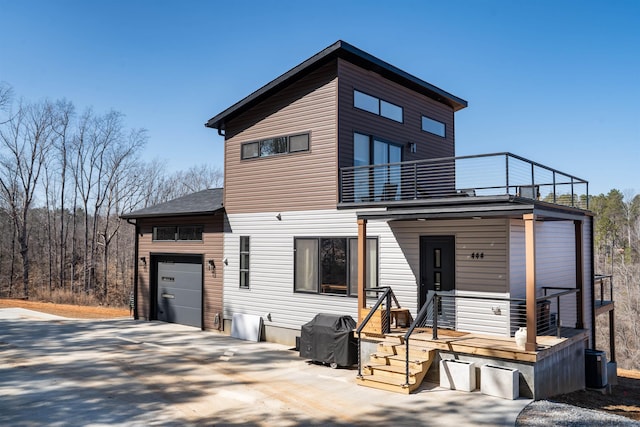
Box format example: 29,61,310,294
339,152,589,210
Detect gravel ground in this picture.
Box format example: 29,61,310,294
517,400,640,426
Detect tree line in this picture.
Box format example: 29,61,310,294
591,189,640,369
0,83,221,305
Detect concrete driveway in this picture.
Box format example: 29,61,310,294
0,309,531,426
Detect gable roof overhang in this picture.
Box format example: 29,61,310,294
356,196,593,223
205,40,468,133
120,188,224,219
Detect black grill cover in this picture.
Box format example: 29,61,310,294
300,314,357,367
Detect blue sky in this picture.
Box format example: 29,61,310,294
0,0,638,196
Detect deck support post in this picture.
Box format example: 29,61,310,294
574,220,584,329
357,219,367,323
524,213,537,351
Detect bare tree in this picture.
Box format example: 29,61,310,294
0,100,54,297
96,127,147,299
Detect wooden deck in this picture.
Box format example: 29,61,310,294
365,327,589,364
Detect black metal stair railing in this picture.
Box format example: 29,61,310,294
401,293,437,388
355,286,400,379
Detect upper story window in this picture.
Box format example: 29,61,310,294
354,90,403,123
153,225,203,241
241,133,310,160
421,115,446,137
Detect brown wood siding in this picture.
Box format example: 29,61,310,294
223,62,338,214
136,214,224,330
337,59,455,170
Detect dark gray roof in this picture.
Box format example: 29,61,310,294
206,40,468,132
121,188,223,219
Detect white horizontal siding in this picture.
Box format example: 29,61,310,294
509,218,588,330
455,291,511,336
224,209,366,331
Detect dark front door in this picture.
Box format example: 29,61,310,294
420,236,455,328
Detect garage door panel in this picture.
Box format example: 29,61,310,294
156,258,202,328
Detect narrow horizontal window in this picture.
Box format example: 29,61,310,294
241,132,310,160
289,133,309,153
153,226,176,241
241,142,259,159
354,89,403,123
421,115,446,137
354,90,379,115
260,137,288,157
153,226,203,241
380,100,403,122
177,225,203,241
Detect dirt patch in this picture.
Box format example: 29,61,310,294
0,298,129,319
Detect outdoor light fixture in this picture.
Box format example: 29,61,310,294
276,213,282,221
139,256,146,266
208,259,216,272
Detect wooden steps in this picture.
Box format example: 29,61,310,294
356,339,437,394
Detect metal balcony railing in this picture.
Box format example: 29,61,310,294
339,152,589,209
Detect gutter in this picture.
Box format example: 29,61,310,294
126,218,139,320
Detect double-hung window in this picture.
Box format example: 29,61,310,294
294,237,377,296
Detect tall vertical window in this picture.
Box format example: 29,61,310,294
294,237,377,296
239,236,250,289
353,132,402,202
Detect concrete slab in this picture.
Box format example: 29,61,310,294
0,311,532,426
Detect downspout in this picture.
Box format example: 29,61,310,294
126,218,139,320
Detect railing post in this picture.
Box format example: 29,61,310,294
385,292,391,333
413,163,418,199
552,171,557,204
357,331,362,378
556,295,561,338
557,298,562,338
505,154,510,195
433,295,439,340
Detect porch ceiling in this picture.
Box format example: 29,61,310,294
355,197,592,222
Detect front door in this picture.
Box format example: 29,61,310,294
420,236,455,329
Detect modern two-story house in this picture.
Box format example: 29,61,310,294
123,41,613,399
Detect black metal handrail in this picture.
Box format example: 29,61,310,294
339,152,589,209
356,286,399,378
402,292,436,387
593,274,613,304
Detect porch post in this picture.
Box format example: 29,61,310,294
524,213,537,351
357,218,367,323
574,220,584,329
